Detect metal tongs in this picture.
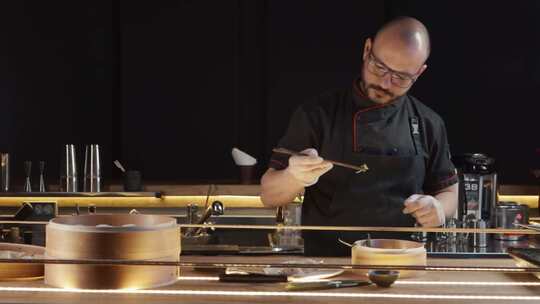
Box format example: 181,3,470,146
272,148,369,174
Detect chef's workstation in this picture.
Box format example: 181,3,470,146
0,147,538,304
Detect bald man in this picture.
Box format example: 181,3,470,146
261,17,458,256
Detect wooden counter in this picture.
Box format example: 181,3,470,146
0,255,538,304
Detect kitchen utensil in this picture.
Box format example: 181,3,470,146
23,161,32,192
83,144,101,192
38,161,46,192
13,202,34,220
219,273,287,283
1,152,9,192
272,148,369,173
286,280,371,291
516,223,540,232
113,160,126,173
185,201,224,237
338,238,353,247
60,144,78,192
368,270,399,287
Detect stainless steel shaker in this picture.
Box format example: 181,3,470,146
83,144,101,192
494,202,529,241
60,144,78,192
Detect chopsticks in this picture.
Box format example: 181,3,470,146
272,148,369,173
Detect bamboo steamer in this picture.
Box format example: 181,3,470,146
45,214,180,289
0,243,45,280
351,239,426,278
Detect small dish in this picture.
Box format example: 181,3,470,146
368,270,399,287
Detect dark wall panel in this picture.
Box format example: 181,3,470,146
264,0,385,162
121,1,239,180
0,1,114,187
0,0,538,186
387,1,540,184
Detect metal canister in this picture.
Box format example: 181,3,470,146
1,153,9,192
494,202,529,241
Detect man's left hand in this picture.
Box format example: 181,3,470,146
402,194,445,227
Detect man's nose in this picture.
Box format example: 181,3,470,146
380,73,392,89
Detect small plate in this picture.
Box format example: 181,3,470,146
507,247,540,279
226,259,344,282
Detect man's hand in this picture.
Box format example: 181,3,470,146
402,194,446,227
285,148,333,187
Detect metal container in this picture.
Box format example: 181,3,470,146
60,144,78,192
0,153,8,192
454,153,498,224
494,202,529,241
83,144,101,192
351,239,426,278
468,219,487,248
45,214,180,289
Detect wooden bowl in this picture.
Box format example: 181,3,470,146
351,239,426,278
0,243,45,280
45,214,181,289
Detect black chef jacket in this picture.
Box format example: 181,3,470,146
269,79,458,256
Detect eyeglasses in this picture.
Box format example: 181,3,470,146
366,50,419,88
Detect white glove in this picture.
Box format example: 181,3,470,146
402,194,446,227
285,148,333,187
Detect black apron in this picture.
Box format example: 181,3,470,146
302,95,427,256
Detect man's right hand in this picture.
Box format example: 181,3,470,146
285,148,333,187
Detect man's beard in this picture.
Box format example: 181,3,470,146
360,81,402,104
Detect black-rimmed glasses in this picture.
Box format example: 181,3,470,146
366,51,419,88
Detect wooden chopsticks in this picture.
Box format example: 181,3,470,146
272,148,369,173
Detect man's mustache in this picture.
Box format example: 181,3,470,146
367,84,394,98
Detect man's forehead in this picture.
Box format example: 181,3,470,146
371,39,426,75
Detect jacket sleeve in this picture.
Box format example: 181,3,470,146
268,105,320,170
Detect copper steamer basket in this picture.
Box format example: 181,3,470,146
45,214,181,289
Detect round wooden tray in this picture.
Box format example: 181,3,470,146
0,243,45,280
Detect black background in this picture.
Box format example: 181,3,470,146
0,0,539,187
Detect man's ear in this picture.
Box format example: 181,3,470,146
362,38,372,61
416,64,428,78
